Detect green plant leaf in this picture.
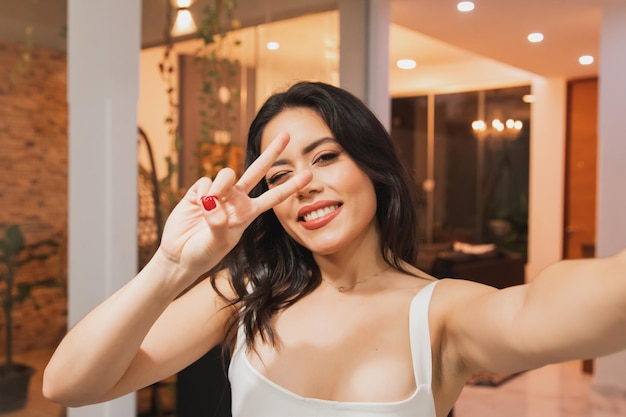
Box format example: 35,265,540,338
2,225,25,259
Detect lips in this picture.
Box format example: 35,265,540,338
298,201,343,230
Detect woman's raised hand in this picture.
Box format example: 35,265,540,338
42,139,307,406
158,133,310,277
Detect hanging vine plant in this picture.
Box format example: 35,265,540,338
4,0,37,91
156,0,187,217
194,0,242,178
7,25,34,88
157,0,242,209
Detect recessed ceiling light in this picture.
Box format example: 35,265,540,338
266,41,280,51
527,32,544,43
397,59,417,70
579,55,594,65
457,1,475,12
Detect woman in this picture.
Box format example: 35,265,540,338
44,82,626,417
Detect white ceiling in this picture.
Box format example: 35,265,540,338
0,0,611,94
390,0,607,80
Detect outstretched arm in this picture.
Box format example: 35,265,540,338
441,249,626,377
43,133,312,407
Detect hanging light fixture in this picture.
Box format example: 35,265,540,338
171,0,197,37
472,118,523,140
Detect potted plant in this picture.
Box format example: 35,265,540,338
0,224,59,412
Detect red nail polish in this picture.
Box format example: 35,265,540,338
201,195,218,211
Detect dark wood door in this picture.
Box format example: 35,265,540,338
564,78,598,374
564,78,598,259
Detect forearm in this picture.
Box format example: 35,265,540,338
43,250,200,406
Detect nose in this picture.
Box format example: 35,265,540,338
296,172,322,200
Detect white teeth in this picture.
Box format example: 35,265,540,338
303,205,339,222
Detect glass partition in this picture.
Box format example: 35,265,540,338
391,86,530,256
138,10,339,191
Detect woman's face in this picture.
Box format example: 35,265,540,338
260,107,378,256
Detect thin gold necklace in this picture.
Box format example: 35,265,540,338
321,266,390,293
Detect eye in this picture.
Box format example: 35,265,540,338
266,170,291,187
313,151,340,165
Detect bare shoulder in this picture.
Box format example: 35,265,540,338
378,266,431,305
391,262,437,288
392,261,501,309
432,277,499,303
425,277,502,335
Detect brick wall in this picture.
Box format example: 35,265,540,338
0,38,68,357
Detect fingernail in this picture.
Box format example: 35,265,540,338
201,195,218,211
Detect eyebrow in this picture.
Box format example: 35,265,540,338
270,137,337,167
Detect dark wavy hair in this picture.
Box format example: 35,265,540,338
212,81,420,351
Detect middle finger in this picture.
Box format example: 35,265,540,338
236,133,289,193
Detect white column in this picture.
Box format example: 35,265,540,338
67,1,140,416
525,77,567,282
339,0,390,130
592,2,626,396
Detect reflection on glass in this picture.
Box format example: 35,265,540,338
138,10,339,189
391,86,530,256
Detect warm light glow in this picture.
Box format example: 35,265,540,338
397,59,416,70
175,0,192,7
579,55,594,65
324,50,339,61
218,86,231,104
522,94,535,103
472,118,523,140
527,32,544,43
492,119,505,132
422,178,435,192
266,41,280,51
457,1,475,12
505,119,523,130
171,8,197,36
213,130,231,145
472,120,487,131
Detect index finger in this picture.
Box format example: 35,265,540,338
236,133,289,193
253,170,313,213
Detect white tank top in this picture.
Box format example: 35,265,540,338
228,280,439,417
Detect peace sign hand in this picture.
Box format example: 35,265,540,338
158,133,311,279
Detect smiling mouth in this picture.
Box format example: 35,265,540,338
299,204,341,222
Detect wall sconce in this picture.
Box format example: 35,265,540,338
171,0,197,37
472,118,523,140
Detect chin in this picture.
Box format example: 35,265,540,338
309,247,340,256
303,240,346,256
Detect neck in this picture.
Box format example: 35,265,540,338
320,264,390,292
316,250,391,292
312,223,388,290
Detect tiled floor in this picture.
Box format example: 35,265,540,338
455,361,626,417
3,349,626,417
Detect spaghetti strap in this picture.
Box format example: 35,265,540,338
409,280,439,386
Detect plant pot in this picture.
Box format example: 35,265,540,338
0,363,35,412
